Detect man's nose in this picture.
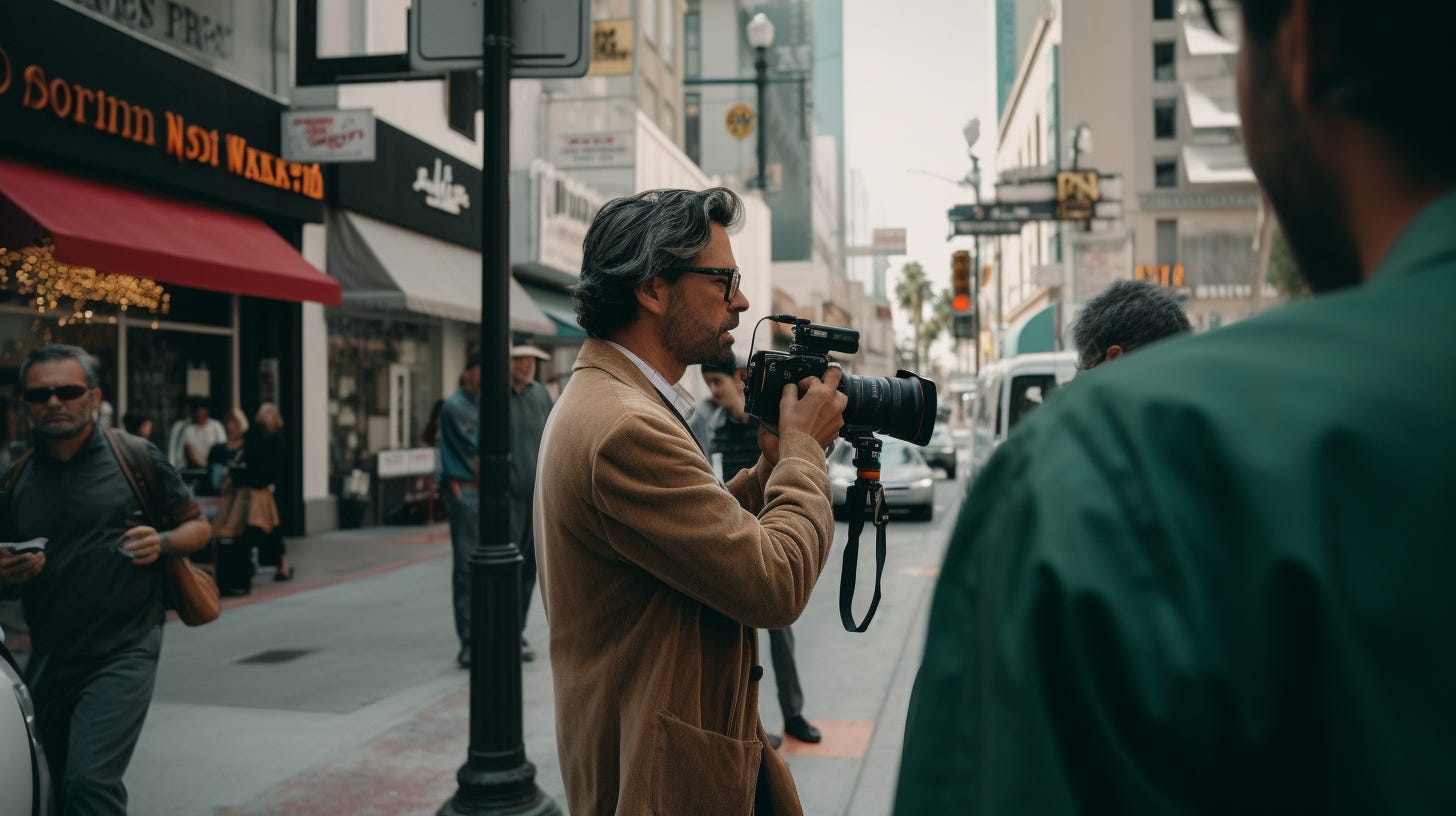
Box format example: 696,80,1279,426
730,289,749,312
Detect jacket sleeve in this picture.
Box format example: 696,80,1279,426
590,411,834,629
894,416,1218,816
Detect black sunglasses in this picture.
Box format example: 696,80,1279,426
23,385,90,404
662,266,741,302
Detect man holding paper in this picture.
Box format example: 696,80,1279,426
0,344,211,816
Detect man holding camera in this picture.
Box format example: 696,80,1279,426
537,187,846,815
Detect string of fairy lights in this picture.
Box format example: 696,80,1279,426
0,237,170,329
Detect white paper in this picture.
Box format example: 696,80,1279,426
1,537,47,554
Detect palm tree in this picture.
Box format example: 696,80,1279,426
894,261,933,371
919,288,954,371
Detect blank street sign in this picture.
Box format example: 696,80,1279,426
411,0,591,77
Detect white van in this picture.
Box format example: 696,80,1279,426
968,351,1078,481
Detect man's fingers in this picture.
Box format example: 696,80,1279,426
822,365,845,390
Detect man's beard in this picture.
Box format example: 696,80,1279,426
35,415,92,440
662,304,734,368
1243,47,1363,293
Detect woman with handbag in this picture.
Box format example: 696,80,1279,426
211,404,290,585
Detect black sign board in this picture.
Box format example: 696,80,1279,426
0,0,323,223
333,120,483,249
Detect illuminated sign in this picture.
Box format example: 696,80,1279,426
1,49,323,201
1135,263,1186,287
412,159,471,216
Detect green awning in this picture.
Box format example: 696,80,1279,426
1012,305,1056,355
522,282,586,339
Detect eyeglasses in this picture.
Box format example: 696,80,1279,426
662,266,741,303
22,385,90,404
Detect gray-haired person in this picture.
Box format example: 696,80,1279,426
535,188,847,815
1071,279,1192,371
0,345,213,815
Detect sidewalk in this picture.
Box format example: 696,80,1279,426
115,478,957,815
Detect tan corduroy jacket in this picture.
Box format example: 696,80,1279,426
535,339,835,816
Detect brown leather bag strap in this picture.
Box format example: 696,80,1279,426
102,428,161,527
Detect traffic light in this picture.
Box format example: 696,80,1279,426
951,250,972,313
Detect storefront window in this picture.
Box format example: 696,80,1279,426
126,326,232,454
326,314,441,491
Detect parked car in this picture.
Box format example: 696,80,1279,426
968,352,1078,482
917,426,958,479
1,639,51,816
828,438,935,520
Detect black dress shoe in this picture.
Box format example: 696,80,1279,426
767,733,782,749
784,716,822,743
457,645,471,669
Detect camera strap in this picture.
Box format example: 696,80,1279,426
839,476,889,632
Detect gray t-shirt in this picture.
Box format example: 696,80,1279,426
4,427,199,659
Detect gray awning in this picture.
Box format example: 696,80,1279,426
327,210,554,334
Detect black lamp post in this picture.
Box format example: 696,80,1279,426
438,0,558,814
746,12,775,191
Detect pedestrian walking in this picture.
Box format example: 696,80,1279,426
896,1,1456,812
0,344,212,815
439,353,480,669
508,344,554,662
701,354,822,747
536,187,846,815
1070,279,1192,371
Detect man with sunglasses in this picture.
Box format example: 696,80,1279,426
0,344,211,815
536,187,846,815
896,0,1456,813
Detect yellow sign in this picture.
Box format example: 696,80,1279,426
725,103,755,141
587,20,634,76
1135,263,1185,288
1056,170,1099,220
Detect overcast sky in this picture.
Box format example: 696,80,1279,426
842,0,997,330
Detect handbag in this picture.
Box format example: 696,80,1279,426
159,549,221,626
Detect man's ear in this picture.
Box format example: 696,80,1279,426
635,276,671,318
1103,345,1124,363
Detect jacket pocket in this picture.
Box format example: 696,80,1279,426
652,708,762,815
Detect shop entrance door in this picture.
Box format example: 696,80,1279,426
126,326,231,484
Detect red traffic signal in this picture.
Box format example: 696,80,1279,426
951,250,972,314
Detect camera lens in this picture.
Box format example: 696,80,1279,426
841,370,938,445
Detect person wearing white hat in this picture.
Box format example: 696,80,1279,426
509,344,554,662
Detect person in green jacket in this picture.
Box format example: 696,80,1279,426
895,1,1456,813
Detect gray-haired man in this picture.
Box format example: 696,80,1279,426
0,344,212,815
536,188,846,815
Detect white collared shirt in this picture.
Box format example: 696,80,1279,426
605,341,697,422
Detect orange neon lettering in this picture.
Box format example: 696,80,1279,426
244,147,260,181
132,107,155,146
225,134,246,174
272,156,290,190
209,130,220,166
73,86,94,124
47,79,71,119
22,66,47,110
185,124,207,161
0,48,11,96
164,111,185,161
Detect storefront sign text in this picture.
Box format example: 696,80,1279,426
0,48,323,201
412,159,470,216
67,0,234,59
282,109,376,163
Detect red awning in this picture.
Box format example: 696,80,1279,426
0,158,341,306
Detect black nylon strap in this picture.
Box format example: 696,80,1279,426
839,479,889,632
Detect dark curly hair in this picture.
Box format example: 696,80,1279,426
1071,280,1191,370
571,187,743,339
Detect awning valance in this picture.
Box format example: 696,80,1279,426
327,211,553,335
0,158,341,305
520,281,586,339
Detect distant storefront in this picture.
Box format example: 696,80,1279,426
0,0,340,533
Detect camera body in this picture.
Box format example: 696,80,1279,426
743,320,937,446
743,322,857,425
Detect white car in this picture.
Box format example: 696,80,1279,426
1,640,50,816
828,438,935,520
